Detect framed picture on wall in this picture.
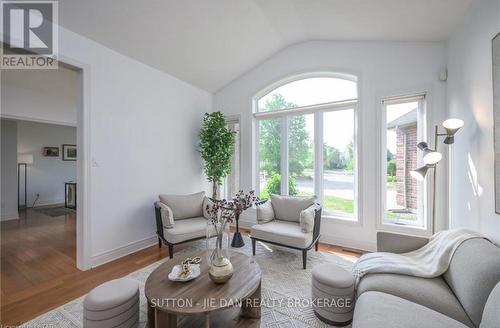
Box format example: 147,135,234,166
62,144,77,161
43,147,59,157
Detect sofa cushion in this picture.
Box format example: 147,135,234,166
480,282,500,328
163,217,207,244
357,273,473,327
256,200,275,224
159,191,205,220
300,204,317,233
443,238,500,327
353,291,469,328
202,197,214,220
155,201,174,229
270,194,315,222
251,220,312,248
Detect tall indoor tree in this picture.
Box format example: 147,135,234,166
199,111,236,199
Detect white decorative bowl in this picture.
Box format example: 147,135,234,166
168,264,201,282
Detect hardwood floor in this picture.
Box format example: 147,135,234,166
1,208,362,325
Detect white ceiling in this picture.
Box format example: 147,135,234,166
59,0,472,93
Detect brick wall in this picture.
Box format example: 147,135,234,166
395,124,418,210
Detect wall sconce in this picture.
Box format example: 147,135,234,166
410,118,463,234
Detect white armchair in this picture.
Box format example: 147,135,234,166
250,194,322,269
154,191,211,258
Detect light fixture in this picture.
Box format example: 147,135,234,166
410,165,431,181
18,153,34,165
17,153,34,211
442,118,464,144
417,142,442,165
411,118,463,234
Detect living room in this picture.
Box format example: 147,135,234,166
0,0,499,327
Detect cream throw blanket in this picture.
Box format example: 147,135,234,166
353,229,484,286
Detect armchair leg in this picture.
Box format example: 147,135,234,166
251,238,256,256
315,240,319,252
302,250,307,269
158,238,162,248
168,244,174,259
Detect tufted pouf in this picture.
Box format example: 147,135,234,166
83,278,140,328
311,264,355,326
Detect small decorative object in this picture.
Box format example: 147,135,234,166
230,190,257,248
43,147,59,157
205,198,234,283
199,111,236,199
168,256,202,282
62,144,77,161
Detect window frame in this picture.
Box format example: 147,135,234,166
223,114,241,200
378,94,430,234
252,73,359,221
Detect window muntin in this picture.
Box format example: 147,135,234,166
383,99,424,227
323,109,355,218
257,77,357,112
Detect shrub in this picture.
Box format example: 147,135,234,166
263,173,298,199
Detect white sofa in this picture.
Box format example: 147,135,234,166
154,191,211,258
250,194,322,269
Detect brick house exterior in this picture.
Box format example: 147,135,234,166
395,124,418,211
388,109,418,212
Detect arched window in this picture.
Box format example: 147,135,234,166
257,77,357,112
253,74,358,220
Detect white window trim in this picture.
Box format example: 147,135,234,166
378,93,432,236
223,114,241,200
252,96,361,224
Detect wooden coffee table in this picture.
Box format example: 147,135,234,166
145,250,261,328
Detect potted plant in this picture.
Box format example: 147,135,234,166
199,111,235,199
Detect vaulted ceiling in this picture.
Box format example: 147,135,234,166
59,0,472,92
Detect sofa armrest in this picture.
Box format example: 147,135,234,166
377,232,429,253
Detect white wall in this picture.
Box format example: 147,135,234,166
1,67,79,126
447,0,500,244
215,41,448,251
56,27,212,267
1,119,18,221
17,120,77,206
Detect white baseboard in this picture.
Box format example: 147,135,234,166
320,234,376,252
238,217,376,252
1,214,19,221
32,199,65,207
90,235,158,268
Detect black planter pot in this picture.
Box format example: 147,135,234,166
231,214,245,248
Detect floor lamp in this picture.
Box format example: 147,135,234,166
17,153,34,210
410,119,463,234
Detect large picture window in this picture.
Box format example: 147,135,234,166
254,75,358,220
382,96,426,227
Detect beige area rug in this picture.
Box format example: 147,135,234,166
24,236,354,328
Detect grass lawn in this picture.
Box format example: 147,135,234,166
323,195,353,213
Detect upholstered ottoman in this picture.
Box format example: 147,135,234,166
311,264,355,326
83,278,140,328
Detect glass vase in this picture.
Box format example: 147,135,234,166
206,221,233,283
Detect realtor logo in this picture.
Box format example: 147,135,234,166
1,0,58,69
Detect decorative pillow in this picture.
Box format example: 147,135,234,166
202,197,215,220
270,194,316,222
156,201,174,229
300,204,317,233
159,191,205,219
256,200,275,224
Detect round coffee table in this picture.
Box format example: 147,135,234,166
145,250,261,328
